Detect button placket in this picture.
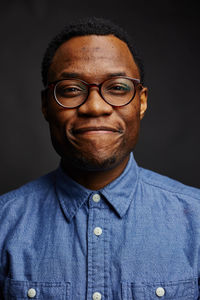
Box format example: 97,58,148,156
87,193,109,299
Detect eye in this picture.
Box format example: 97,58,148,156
111,84,130,91
105,83,131,95
62,86,81,92
57,84,87,98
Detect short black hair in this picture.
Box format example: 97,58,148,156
41,17,144,86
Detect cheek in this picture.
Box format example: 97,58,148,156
46,93,76,124
47,100,76,130
119,101,141,129
46,105,78,152
47,109,77,156
119,101,141,148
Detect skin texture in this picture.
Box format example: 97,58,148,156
42,35,148,190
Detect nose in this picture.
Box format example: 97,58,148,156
77,87,113,117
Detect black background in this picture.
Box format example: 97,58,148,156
0,0,199,195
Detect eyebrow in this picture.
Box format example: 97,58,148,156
60,71,127,79
60,72,81,79
108,72,127,77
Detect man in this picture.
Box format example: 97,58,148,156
0,17,200,300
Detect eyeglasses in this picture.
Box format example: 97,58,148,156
47,76,142,108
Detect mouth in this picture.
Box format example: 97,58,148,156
72,126,123,135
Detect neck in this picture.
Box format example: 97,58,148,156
61,155,130,190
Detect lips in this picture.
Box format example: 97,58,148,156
72,126,123,134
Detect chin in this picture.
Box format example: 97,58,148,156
63,152,119,172
52,134,136,172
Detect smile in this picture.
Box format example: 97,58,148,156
72,126,123,135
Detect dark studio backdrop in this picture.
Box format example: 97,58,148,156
0,0,199,195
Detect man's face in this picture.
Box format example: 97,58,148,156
42,35,147,171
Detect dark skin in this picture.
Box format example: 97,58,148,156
42,35,148,190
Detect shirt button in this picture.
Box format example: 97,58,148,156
93,292,102,300
155,287,165,297
92,194,101,203
27,288,36,298
94,227,102,236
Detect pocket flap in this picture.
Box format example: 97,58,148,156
4,278,70,299
122,279,197,300
146,280,196,299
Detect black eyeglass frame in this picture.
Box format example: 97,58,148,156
47,76,142,108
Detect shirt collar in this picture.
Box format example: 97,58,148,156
101,153,139,218
55,152,139,222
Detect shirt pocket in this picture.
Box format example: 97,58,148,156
3,278,71,300
121,279,197,300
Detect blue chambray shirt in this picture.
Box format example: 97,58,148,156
1,153,200,300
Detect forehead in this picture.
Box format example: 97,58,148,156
48,35,140,81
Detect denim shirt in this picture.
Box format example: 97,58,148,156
0,153,200,300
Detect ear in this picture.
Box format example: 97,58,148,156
139,87,148,120
41,90,49,122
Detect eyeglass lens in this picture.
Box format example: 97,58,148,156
55,78,135,108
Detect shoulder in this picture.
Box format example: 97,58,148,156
0,170,57,211
138,167,200,201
